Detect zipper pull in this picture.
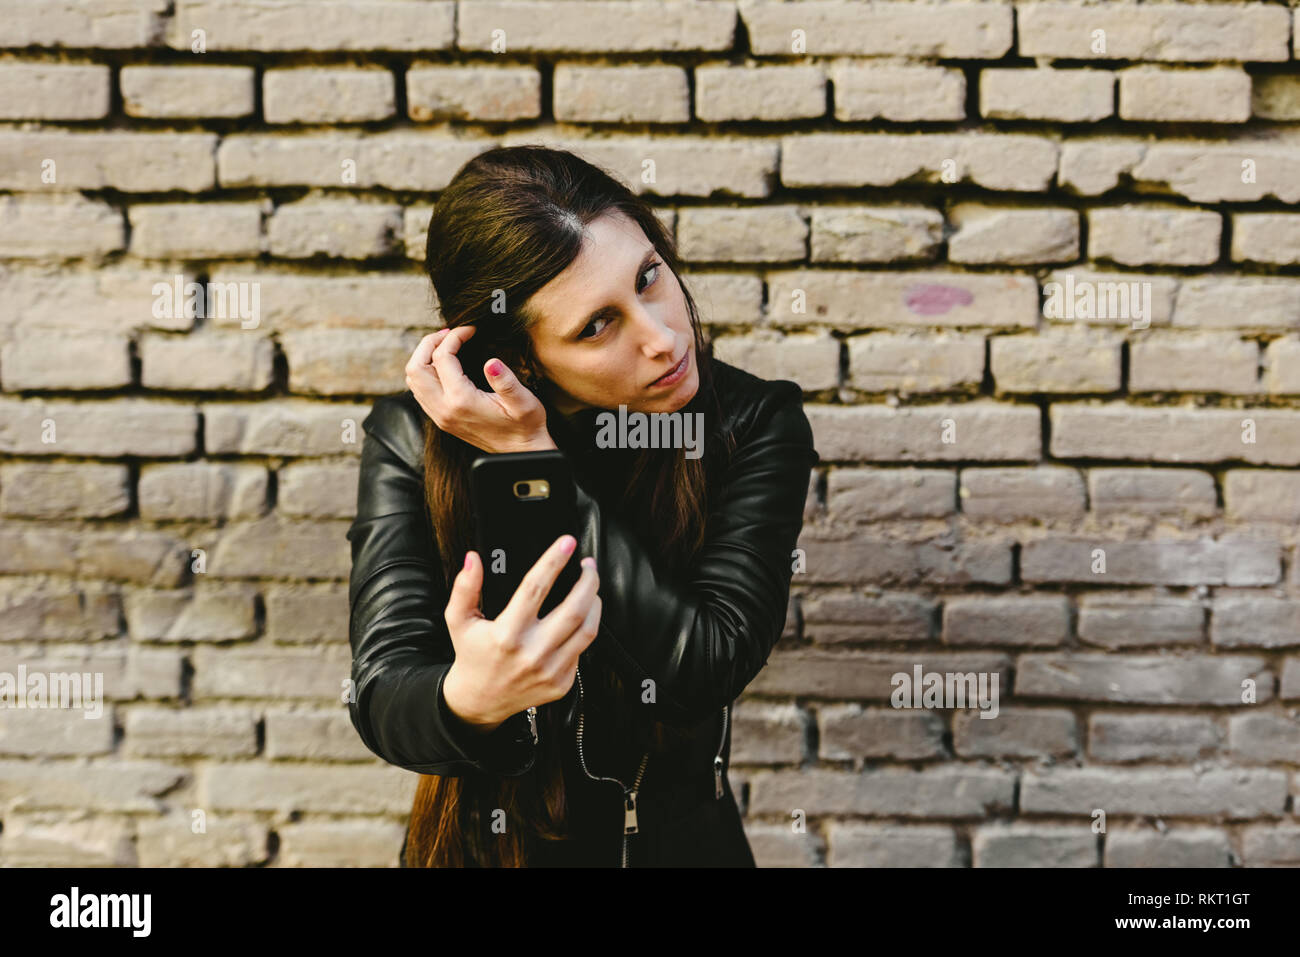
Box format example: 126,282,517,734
623,789,639,835
713,756,724,799
526,706,538,745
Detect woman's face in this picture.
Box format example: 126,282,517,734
522,210,699,416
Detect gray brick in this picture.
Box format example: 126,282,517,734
817,704,946,761
1051,403,1300,466
806,402,1040,462
972,825,1098,867
1212,595,1300,649
277,463,358,519
1087,468,1218,519
953,707,1078,759
191,643,353,700
264,585,350,644
1021,768,1286,818
1241,825,1300,865
0,759,186,812
1224,469,1300,522
825,823,960,867
139,330,275,392
942,596,1070,647
801,589,936,644
959,467,1086,520
1077,594,1206,649
1018,653,1270,705
0,398,197,456
746,824,823,867
276,819,406,867
1088,713,1222,763
1105,829,1233,867
799,533,1013,586
138,463,269,521
748,766,1015,817
264,707,375,761
1227,712,1300,763
127,201,265,259
729,702,806,765
825,467,956,522
123,585,258,643
1021,538,1280,586
0,463,130,519
123,705,258,758
746,650,1012,701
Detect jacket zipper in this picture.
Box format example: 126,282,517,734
713,703,729,799
574,661,650,868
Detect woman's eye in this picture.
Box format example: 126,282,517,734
580,260,663,340
580,315,611,340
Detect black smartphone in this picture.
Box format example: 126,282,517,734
469,450,582,621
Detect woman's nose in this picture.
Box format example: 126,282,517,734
629,306,676,355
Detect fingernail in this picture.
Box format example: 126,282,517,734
581,557,595,570
464,551,473,570
561,536,576,555
486,359,503,377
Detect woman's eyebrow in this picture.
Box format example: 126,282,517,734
565,246,657,338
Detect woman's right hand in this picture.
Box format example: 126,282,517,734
442,534,601,732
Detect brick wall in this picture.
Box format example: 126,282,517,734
1,0,1298,868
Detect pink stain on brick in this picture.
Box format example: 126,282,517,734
905,284,974,315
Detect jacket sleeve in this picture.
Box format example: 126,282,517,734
346,393,537,777
572,379,819,728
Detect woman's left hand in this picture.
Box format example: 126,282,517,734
405,325,557,454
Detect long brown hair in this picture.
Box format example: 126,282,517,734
405,145,737,867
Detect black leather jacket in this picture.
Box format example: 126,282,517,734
346,359,819,866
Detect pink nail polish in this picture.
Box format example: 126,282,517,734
464,552,473,570
486,360,503,377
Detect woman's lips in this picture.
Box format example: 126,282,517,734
648,350,689,388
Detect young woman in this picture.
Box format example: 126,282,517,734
346,145,819,867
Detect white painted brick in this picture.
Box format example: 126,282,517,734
0,63,110,119
831,63,964,122
408,64,540,122
121,65,255,118
553,64,686,123
263,68,395,124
